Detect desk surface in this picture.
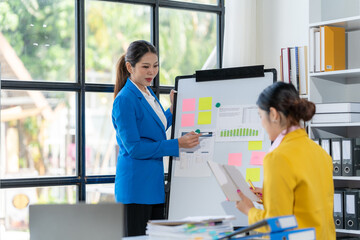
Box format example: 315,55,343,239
122,236,149,240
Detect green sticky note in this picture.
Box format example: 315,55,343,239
198,111,212,125
198,97,212,110
195,129,200,134
246,168,261,182
248,141,263,150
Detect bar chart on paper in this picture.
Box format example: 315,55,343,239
217,126,263,141
220,128,259,137
215,105,264,142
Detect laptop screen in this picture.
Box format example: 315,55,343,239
29,203,124,240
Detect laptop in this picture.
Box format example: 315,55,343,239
29,203,124,240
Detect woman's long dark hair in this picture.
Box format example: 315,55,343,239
113,40,157,98
256,82,315,127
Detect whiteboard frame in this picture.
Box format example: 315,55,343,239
165,66,277,226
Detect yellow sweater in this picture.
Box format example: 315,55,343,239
248,129,335,240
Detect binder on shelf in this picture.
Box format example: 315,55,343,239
315,31,321,72
323,26,346,72
315,103,360,114
320,138,331,156
341,138,360,176
331,139,342,176
334,189,344,229
313,139,320,145
298,46,308,95
289,47,299,91
312,113,360,123
281,48,290,83
309,27,320,73
344,190,360,230
320,26,325,72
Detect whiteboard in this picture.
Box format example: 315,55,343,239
167,67,276,227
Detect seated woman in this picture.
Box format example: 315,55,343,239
236,82,335,240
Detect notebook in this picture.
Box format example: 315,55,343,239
207,161,260,202
29,203,124,240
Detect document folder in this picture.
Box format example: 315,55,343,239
345,190,360,230
331,139,342,176
207,161,260,202
230,228,316,240
342,138,360,176
320,138,331,156
334,189,344,229
218,215,298,240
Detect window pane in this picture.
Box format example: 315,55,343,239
159,9,217,85
160,94,173,174
0,90,76,178
0,0,76,82
85,92,116,175
169,0,217,5
85,1,151,83
160,93,171,111
86,184,115,204
0,186,76,240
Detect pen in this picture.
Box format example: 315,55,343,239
199,132,212,136
248,179,256,190
248,180,263,203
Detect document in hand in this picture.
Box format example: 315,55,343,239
207,161,260,202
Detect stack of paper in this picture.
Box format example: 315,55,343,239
312,103,360,123
146,216,235,240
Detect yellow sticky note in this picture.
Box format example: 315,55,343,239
248,141,263,150
246,168,261,182
198,111,212,125
198,97,212,110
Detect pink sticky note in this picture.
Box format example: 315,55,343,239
250,152,267,165
182,98,196,112
181,113,195,127
228,153,242,166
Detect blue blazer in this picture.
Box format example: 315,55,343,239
112,79,179,204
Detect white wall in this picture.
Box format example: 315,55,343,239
256,0,309,79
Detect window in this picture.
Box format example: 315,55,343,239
0,0,224,238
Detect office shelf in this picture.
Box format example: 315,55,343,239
336,229,360,234
310,15,360,31
309,1,360,237
333,176,360,181
309,68,360,81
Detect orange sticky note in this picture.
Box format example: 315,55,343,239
228,153,242,166
250,152,267,165
181,113,195,127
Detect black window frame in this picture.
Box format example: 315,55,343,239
0,0,225,203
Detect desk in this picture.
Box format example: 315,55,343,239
122,236,149,240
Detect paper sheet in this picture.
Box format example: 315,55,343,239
215,105,264,142
174,130,215,177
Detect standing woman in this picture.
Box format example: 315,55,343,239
112,40,201,236
235,82,335,239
